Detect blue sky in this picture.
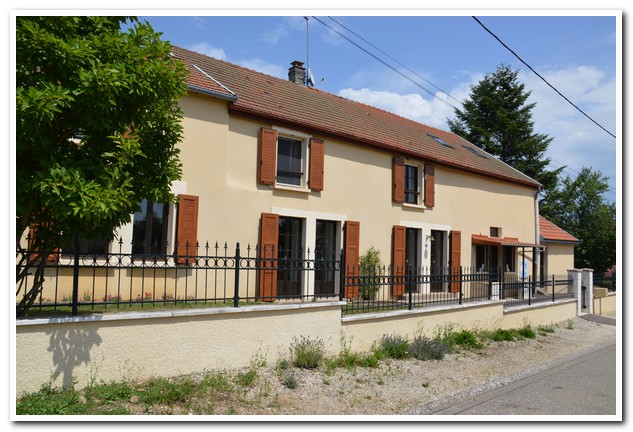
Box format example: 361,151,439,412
142,12,619,204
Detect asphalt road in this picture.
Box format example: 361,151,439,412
407,314,619,417
430,342,617,416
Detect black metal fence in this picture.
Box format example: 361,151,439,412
16,241,576,317
593,275,617,292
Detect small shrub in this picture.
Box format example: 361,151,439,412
537,323,556,335
139,376,195,405
515,325,536,339
236,369,258,387
200,371,232,393
359,247,383,300
282,373,298,389
408,336,448,361
489,328,516,342
359,353,380,368
441,329,483,351
565,319,575,330
290,336,326,369
379,334,410,359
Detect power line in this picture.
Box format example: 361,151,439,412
310,16,460,112
326,16,464,108
472,16,616,139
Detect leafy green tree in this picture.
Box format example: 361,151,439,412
16,16,189,316
448,64,562,191
540,167,616,273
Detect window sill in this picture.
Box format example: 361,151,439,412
402,202,426,210
273,184,311,194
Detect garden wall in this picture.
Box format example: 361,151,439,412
15,299,580,396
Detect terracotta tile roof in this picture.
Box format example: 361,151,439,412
172,46,541,189
539,216,580,244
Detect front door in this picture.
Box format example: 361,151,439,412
315,220,337,296
277,217,303,297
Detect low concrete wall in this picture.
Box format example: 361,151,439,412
500,299,577,329
593,292,617,316
15,302,345,395
15,298,581,396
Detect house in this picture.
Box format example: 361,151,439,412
538,215,580,278
97,45,552,301
21,45,573,304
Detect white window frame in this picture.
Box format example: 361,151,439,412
402,159,425,209
273,126,311,192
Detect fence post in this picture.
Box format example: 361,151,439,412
528,275,531,306
339,248,345,302
71,233,80,316
552,274,555,302
233,242,240,308
407,265,413,310
459,266,463,305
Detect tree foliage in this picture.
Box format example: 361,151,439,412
16,16,189,315
540,167,616,273
447,64,562,191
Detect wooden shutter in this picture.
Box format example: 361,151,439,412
176,195,199,264
258,127,277,185
259,213,279,301
392,157,404,203
309,138,324,191
449,230,461,293
343,221,360,299
424,164,435,207
28,226,59,263
392,225,406,296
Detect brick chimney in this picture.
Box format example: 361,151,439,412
288,60,306,85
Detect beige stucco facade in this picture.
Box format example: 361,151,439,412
176,93,538,271
543,243,576,277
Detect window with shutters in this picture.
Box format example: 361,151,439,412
258,127,324,192
393,158,433,208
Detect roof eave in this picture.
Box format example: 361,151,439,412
188,85,237,102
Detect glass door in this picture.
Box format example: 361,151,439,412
277,217,303,297
315,220,337,296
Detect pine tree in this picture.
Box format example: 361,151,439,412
447,64,561,191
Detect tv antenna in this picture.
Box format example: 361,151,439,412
304,17,324,87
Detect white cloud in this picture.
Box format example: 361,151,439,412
337,87,455,129
238,59,287,80
187,42,227,61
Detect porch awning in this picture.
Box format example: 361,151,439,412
471,234,542,248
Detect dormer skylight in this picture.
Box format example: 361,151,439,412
462,145,488,158
427,134,454,148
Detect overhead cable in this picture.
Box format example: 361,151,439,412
311,16,460,112
472,16,616,139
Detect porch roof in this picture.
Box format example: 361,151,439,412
471,234,541,248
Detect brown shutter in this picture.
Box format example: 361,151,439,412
259,213,279,301
424,164,435,207
258,127,277,185
343,221,360,299
392,225,406,296
176,194,199,264
392,157,404,203
28,226,59,263
309,138,324,191
449,230,461,293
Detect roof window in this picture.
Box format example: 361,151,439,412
428,134,454,148
462,145,487,158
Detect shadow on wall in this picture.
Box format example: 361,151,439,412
46,326,103,388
